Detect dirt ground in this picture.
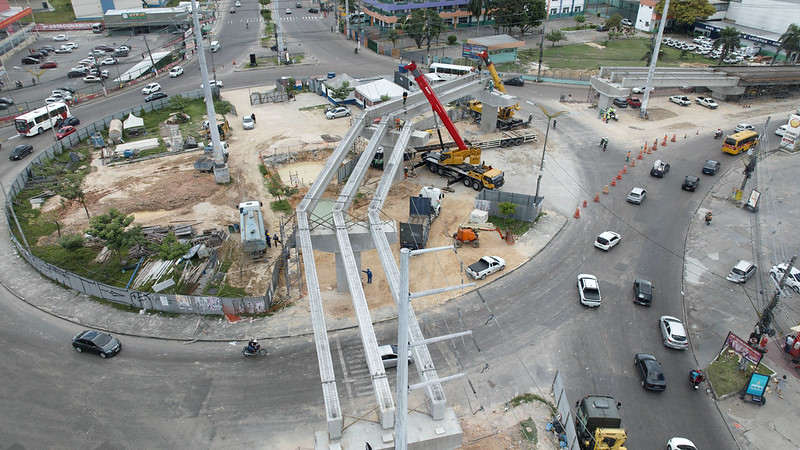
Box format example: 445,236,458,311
459,396,560,449
39,88,535,309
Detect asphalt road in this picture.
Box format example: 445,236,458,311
0,8,781,448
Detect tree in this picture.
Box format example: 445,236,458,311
85,207,147,263
606,14,622,36
775,23,800,65
654,0,715,26
712,26,740,65
467,0,488,36
402,9,445,49
574,14,586,27
492,0,546,36
642,38,667,64
56,174,90,219
545,30,567,47
156,232,191,260
387,28,401,49
329,80,355,102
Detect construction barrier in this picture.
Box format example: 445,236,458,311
574,208,580,218
630,158,635,167
611,179,616,186
671,134,676,142
594,193,600,202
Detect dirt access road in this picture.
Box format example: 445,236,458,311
41,88,542,310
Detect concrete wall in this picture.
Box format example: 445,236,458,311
727,0,800,35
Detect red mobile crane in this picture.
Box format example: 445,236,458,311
404,61,504,191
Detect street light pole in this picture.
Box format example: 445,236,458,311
534,104,566,202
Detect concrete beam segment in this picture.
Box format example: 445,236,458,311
294,212,342,439
367,124,448,420
480,105,500,133
470,89,518,108
332,209,396,428
363,74,479,123
299,114,367,215
359,126,431,149
309,220,396,253
338,120,389,211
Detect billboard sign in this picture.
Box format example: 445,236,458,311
462,43,487,60
724,331,763,365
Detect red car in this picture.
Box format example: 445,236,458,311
56,125,77,140
39,60,58,69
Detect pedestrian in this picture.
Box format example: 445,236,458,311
626,151,631,162
362,268,372,284
31,77,36,86
603,141,607,151
785,334,796,353
776,375,787,398
553,119,557,129
266,234,271,248
251,113,256,123
142,53,145,59
273,233,280,244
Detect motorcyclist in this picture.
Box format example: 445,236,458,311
690,369,705,386
715,128,723,139
705,211,712,225
247,339,259,353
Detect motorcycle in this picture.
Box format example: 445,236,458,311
242,345,267,357
354,47,358,54
689,370,706,390
714,129,723,139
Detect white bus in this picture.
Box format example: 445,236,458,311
428,63,476,80
14,102,70,137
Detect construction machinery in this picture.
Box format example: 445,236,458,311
399,196,435,250
200,113,231,140
575,395,627,450
405,61,505,191
456,223,514,245
452,227,480,247
465,51,524,130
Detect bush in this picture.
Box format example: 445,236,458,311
58,234,85,251
447,35,458,45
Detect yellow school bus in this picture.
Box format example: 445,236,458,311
722,130,759,155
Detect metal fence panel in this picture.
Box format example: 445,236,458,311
552,370,579,450
476,190,541,222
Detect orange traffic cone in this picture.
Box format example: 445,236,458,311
611,179,616,186
574,208,581,218
630,158,635,167
644,142,648,151
583,200,588,207
603,185,609,194
662,137,667,146
671,134,676,142
623,165,628,174
617,171,622,180
638,151,643,159
594,193,600,202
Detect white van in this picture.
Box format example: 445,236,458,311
209,41,220,52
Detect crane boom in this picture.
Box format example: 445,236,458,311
404,61,468,151
477,51,507,94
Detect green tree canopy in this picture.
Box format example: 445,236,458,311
156,232,191,260
545,30,567,47
574,14,586,25
329,80,355,102
467,0,488,35
655,0,715,25
85,207,147,263
402,9,445,49
776,23,800,64
56,174,90,219
492,0,546,36
712,26,741,65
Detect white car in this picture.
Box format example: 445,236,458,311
83,75,102,83
626,187,646,204
621,18,633,26
169,66,184,77
117,45,131,52
100,57,118,65
667,437,696,450
242,115,255,130
669,95,691,106
325,106,351,119
54,47,72,54
734,123,755,132
142,82,162,94
378,344,413,369
775,125,788,136
577,274,601,307
631,86,653,94
235,0,242,5
53,34,68,41
660,316,689,350
285,8,292,13
63,42,78,50
594,231,621,251
769,263,800,292
695,96,718,109
200,80,224,89
44,97,61,104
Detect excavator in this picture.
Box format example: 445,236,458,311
466,51,522,127
405,61,504,191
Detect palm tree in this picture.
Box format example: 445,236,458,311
467,0,487,37
774,23,800,65
712,26,740,66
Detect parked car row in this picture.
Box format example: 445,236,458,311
662,36,748,63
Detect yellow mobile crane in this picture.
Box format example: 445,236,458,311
466,51,521,123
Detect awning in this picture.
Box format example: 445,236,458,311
123,113,144,129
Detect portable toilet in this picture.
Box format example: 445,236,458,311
90,132,105,148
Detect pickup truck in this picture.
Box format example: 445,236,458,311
466,256,506,280
650,159,670,177
669,95,691,106
695,96,718,109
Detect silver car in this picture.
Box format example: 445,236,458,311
325,106,351,119
727,260,757,283
627,187,646,204
242,115,255,130
378,344,413,369
660,315,688,350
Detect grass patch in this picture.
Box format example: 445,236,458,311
489,215,533,238
270,199,292,213
25,0,76,23
519,418,537,443
299,104,332,111
706,349,775,397
509,393,557,413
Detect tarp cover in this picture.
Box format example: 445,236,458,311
123,113,144,129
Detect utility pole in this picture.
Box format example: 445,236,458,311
536,23,545,83
751,255,797,345
640,0,668,118
534,104,566,202
142,33,158,76
737,118,769,200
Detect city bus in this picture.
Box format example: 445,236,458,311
14,102,70,137
428,63,476,80
722,130,759,155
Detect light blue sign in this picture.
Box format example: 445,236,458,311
745,373,770,396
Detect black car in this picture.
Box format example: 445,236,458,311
0,97,15,105
39,45,55,52
145,92,168,102
58,87,77,95
596,24,608,32
702,159,721,175
308,7,319,12
634,353,666,391
633,278,653,306
68,70,86,78
612,97,629,108
28,51,45,59
94,45,115,52
9,144,33,160
56,116,80,128
36,48,52,55
72,329,121,358
682,175,700,191
0,103,8,110
504,77,524,87
21,56,41,65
